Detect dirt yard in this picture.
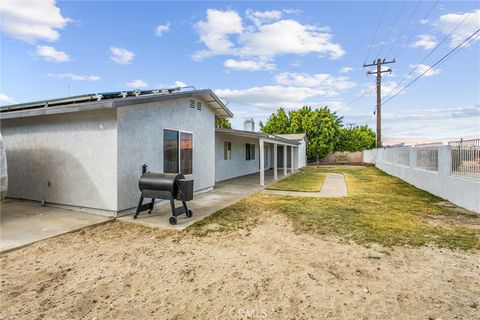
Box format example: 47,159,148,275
1,217,479,320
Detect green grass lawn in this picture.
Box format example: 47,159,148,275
190,166,480,250
266,167,326,192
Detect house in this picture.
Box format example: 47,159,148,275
0,88,306,217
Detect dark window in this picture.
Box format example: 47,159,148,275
164,129,179,173
196,101,202,111
189,100,195,108
180,132,193,175
224,141,231,160
246,143,255,160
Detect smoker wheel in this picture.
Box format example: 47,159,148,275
169,217,177,225
187,210,193,218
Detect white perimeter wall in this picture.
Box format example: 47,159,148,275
215,132,260,182
0,109,118,213
364,147,480,213
117,97,216,212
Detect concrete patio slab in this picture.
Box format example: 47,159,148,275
119,169,290,230
262,173,348,198
0,199,111,253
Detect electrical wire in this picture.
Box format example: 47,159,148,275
384,10,475,98
375,1,407,59
382,28,480,106
392,0,439,59
382,0,422,59
364,0,389,65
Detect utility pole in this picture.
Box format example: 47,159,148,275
363,58,395,148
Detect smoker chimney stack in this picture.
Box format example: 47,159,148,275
244,118,255,132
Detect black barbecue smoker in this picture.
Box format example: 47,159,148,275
134,164,194,225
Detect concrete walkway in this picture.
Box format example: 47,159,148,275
1,199,111,253
118,171,284,230
262,173,348,198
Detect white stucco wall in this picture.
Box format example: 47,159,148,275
297,139,307,168
117,97,216,212
372,147,480,213
0,110,118,213
215,133,260,182
363,149,377,164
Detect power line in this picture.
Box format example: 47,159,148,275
364,0,389,65
334,87,376,114
382,28,480,106
384,1,422,59
393,0,439,60
375,1,407,59
384,10,475,98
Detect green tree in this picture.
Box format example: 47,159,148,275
261,106,343,159
259,107,290,134
335,126,376,151
215,117,232,129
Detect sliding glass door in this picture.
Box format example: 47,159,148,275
163,129,193,175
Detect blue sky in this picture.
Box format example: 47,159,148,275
1,0,479,142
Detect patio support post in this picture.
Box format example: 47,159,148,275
283,145,288,176
291,146,295,173
273,143,278,181
260,138,265,186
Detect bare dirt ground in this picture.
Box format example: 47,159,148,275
1,217,479,320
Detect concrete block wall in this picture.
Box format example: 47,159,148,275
365,146,480,213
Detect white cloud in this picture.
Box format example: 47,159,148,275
215,86,329,108
381,105,480,140
345,105,480,140
0,93,15,105
35,45,70,62
238,19,344,60
110,47,135,64
193,9,345,62
411,34,437,50
245,9,282,26
0,0,70,43
435,9,480,47
359,80,403,97
47,73,100,81
193,9,243,60
410,64,441,77
173,81,187,87
126,79,148,88
275,72,357,91
339,67,353,74
224,59,275,71
215,71,357,110
155,22,170,37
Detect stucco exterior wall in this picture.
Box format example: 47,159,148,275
0,109,118,213
215,133,260,182
370,147,479,213
117,97,216,212
297,139,307,168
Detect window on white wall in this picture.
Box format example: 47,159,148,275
245,143,255,160
224,141,231,160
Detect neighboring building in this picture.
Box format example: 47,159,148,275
0,89,306,216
